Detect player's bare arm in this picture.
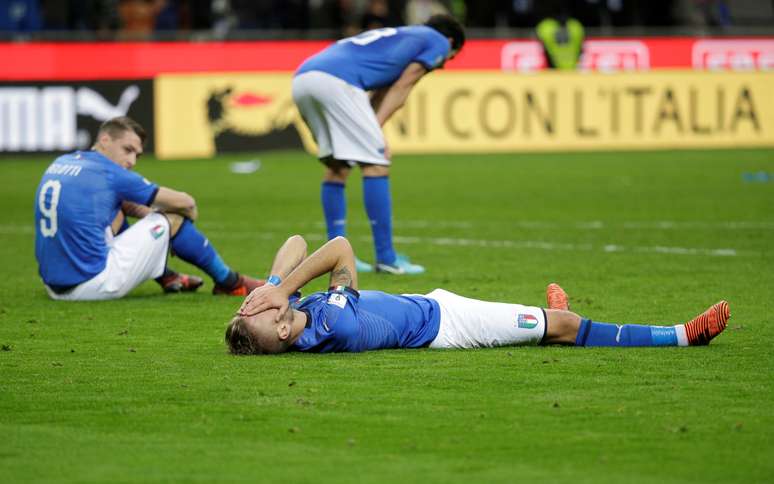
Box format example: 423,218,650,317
110,210,126,235
121,200,153,219
152,186,198,221
239,235,308,314
369,87,389,112
109,201,151,235
239,236,358,318
375,62,428,126
268,234,308,279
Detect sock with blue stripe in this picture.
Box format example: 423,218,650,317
170,219,235,286
575,319,688,347
363,176,396,265
321,181,347,240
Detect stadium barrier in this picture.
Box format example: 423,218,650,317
0,80,155,154
155,70,774,158
2,38,773,156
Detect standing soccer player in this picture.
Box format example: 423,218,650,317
292,14,465,274
34,116,264,300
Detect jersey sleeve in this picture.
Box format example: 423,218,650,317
109,166,159,206
324,286,360,323
413,34,450,71
324,286,362,351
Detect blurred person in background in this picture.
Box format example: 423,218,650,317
404,0,450,24
0,0,42,33
360,0,399,30
117,0,165,39
536,3,585,70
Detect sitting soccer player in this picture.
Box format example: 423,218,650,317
34,116,263,300
225,235,730,354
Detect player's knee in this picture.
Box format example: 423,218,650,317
165,213,185,236
544,309,582,345
331,235,352,247
361,164,389,177
324,165,350,183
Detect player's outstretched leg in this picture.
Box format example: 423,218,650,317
681,301,730,346
546,283,569,310
156,268,204,293
571,301,730,347
168,217,264,296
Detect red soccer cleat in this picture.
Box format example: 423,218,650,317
159,272,204,294
684,301,730,345
546,283,570,311
212,274,265,296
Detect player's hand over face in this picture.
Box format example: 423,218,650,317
238,284,289,318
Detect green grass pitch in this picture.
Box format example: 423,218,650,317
1,149,772,483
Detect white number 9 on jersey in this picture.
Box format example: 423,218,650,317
38,179,62,237
338,27,397,46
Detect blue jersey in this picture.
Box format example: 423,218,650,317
296,26,450,90
292,287,441,353
34,151,159,288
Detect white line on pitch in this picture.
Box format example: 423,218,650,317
0,224,751,257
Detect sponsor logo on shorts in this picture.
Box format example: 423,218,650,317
150,224,166,240
517,313,539,329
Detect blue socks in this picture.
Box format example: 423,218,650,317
575,319,684,347
321,177,396,264
363,176,396,264
321,181,347,240
170,219,233,285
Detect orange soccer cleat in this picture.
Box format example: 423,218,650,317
683,301,730,345
546,283,570,311
213,274,265,296
159,272,204,294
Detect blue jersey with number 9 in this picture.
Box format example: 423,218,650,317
296,25,450,90
34,151,158,288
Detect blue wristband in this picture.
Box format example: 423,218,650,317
267,275,281,286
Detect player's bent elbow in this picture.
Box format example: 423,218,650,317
330,235,352,248
288,234,307,245
180,192,196,210
288,234,308,251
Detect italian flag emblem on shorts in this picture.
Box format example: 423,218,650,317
150,224,166,240
517,313,538,329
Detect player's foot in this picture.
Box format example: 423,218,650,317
212,274,265,296
683,301,730,345
376,254,425,275
546,283,569,310
355,257,374,273
158,272,204,294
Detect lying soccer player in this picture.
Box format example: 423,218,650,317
34,116,264,300
226,235,729,354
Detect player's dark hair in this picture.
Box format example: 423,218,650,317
225,316,258,355
425,14,465,52
225,315,289,355
98,116,147,145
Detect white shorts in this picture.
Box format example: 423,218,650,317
425,289,547,349
292,70,389,166
46,213,170,301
